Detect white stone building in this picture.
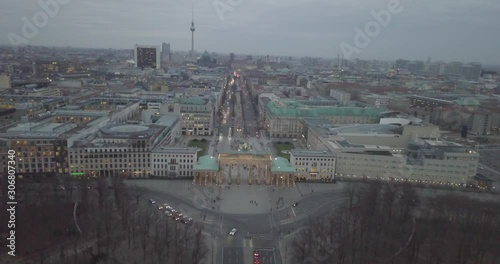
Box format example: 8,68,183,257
290,149,336,181
151,147,197,177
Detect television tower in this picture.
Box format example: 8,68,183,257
190,4,195,57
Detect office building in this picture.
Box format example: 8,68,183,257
329,89,351,105
151,147,197,177
0,122,74,180
0,74,11,89
265,99,385,138
365,95,390,108
68,123,171,178
290,149,336,181
134,45,161,69
162,42,171,65
164,97,215,136
303,119,479,186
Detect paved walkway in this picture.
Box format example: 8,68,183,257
126,180,340,215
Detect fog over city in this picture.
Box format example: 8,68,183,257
1,0,500,64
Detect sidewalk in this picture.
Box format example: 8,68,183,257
127,180,341,216
279,228,303,264
296,182,343,197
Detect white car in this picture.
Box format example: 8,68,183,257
229,228,237,236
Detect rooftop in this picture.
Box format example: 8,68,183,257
100,123,166,139
271,157,296,173
327,124,403,135
175,97,207,105
7,122,77,134
290,149,335,158
153,146,197,154
109,125,149,133
154,114,179,127
53,109,108,117
266,100,386,118
193,155,219,171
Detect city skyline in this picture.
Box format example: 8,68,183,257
1,0,499,64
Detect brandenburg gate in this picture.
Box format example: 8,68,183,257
193,151,296,187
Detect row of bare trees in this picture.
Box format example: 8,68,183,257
5,176,208,264
291,182,500,264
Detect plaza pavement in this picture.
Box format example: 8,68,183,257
126,179,342,215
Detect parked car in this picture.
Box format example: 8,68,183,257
180,216,193,224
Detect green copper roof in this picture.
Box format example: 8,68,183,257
271,157,296,173
175,97,207,105
266,100,386,118
193,155,219,171
453,98,480,107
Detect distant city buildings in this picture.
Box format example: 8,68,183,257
395,59,482,80
0,45,497,190
0,74,11,89
162,42,171,65
329,89,351,105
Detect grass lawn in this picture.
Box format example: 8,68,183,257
187,139,209,160
273,142,295,161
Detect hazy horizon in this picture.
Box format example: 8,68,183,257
1,0,499,64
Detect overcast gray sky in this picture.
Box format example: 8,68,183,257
1,0,499,64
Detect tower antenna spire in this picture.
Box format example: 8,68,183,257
190,3,196,57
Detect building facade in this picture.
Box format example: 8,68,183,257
68,124,170,178
329,89,351,105
290,149,336,181
166,97,215,136
265,100,385,138
151,147,197,177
